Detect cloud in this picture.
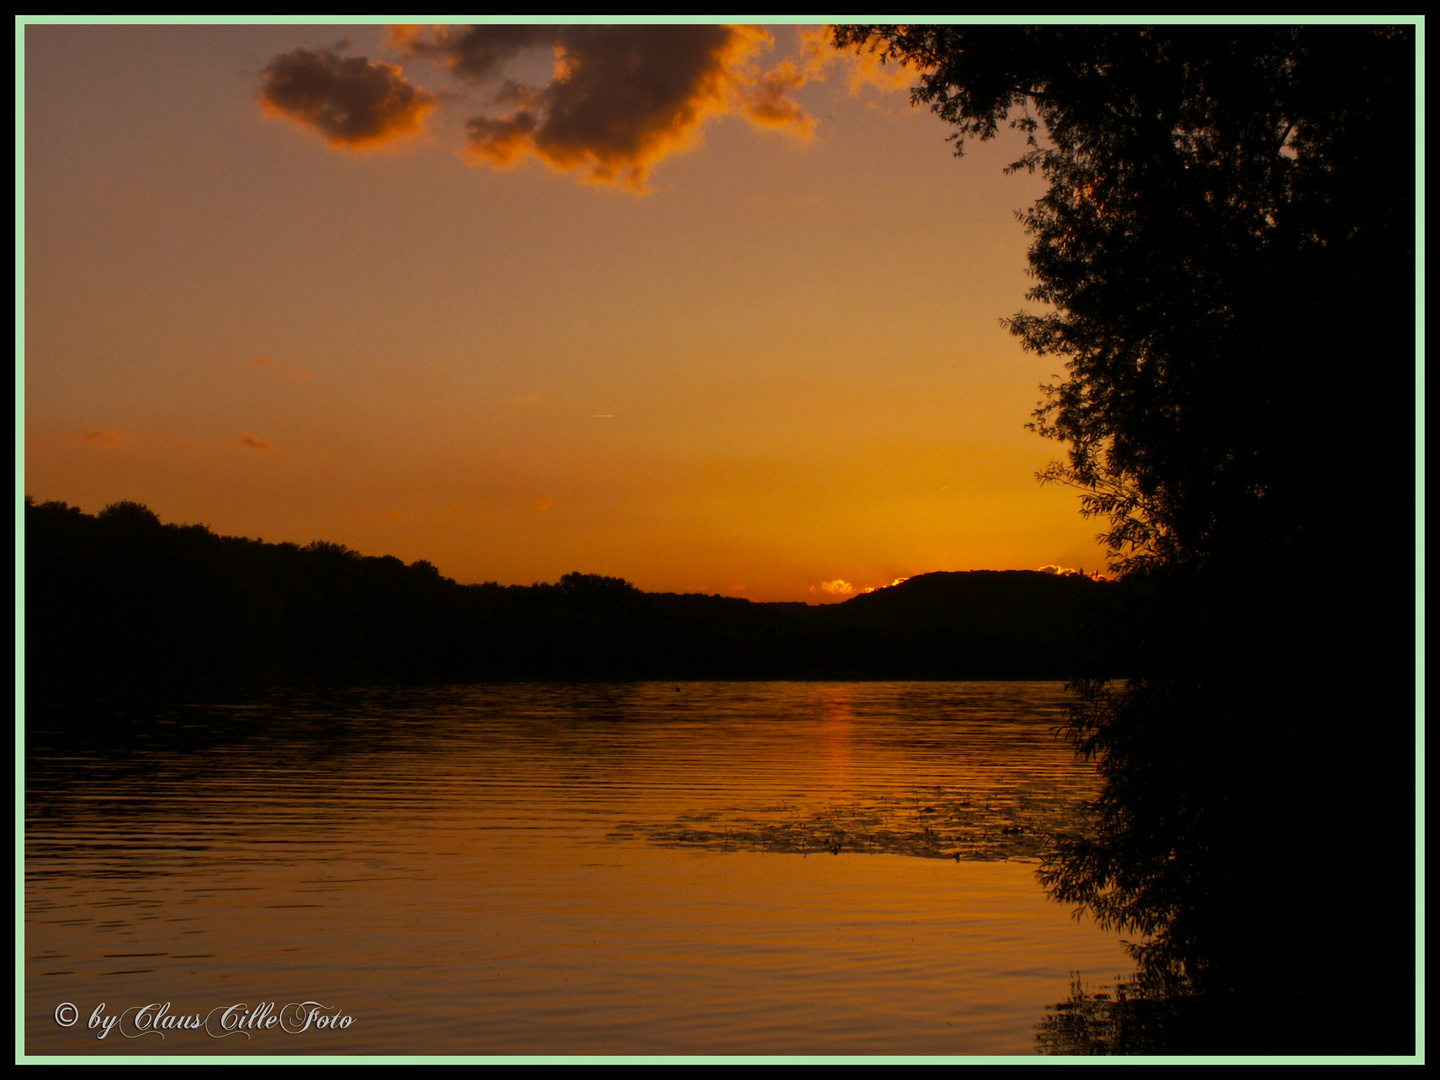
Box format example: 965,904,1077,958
390,23,556,81
84,429,129,445
801,25,914,95
251,356,314,380
238,433,270,450
392,25,814,190
816,579,855,595
259,47,437,149
738,59,814,135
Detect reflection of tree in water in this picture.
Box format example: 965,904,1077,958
1036,973,1230,1057
1037,975,1174,1057
833,24,1416,1055
1037,969,1396,1057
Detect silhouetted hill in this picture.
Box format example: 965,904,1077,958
822,570,1115,678
24,499,1120,701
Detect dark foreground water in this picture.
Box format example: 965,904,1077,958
25,681,1129,1056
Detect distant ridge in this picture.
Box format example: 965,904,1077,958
822,570,1114,679
25,499,1120,700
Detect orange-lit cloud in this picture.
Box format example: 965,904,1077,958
389,23,554,78
807,575,909,598
259,47,436,149
738,60,814,134
238,433,270,450
251,356,314,380
84,429,129,445
393,25,812,190
802,25,914,95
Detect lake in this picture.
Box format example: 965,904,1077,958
24,681,1130,1057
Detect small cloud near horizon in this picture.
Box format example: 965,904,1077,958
251,356,314,380
809,575,911,598
83,429,129,445
1039,564,1105,579
237,434,270,450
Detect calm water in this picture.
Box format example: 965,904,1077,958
25,682,1130,1056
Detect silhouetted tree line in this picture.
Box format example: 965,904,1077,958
25,497,1114,700
835,25,1415,1054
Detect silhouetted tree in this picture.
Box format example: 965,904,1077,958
834,25,1412,575
834,25,1415,1053
98,500,163,530
27,499,1116,693
558,572,641,602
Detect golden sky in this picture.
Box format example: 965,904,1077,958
22,21,1111,602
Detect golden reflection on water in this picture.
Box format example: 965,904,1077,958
26,682,1130,1056
818,684,856,790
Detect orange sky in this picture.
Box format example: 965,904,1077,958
22,21,1111,602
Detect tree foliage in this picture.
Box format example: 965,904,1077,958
834,25,1414,575
26,499,1115,698
834,25,1416,1050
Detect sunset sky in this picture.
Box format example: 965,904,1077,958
22,20,1113,602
